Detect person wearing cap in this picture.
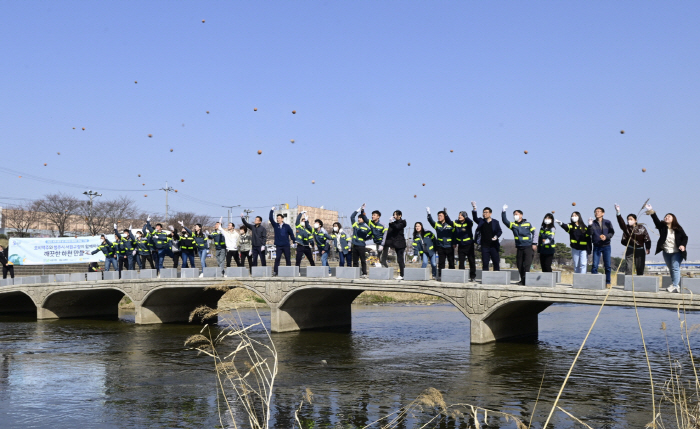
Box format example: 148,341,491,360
452,210,476,281
90,234,117,271
381,210,407,280
471,201,503,272
427,206,455,280
502,205,537,285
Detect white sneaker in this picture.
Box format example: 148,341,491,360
199,273,204,278
157,274,161,279
223,274,227,278
667,285,677,293
395,276,403,280
675,286,681,293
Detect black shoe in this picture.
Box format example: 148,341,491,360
469,277,476,282
518,281,526,286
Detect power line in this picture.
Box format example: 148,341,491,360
0,166,160,192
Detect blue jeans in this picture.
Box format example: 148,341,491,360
422,253,437,278
156,248,173,271
663,251,683,287
572,248,588,274
182,252,195,269
591,245,612,284
198,249,207,272
339,251,351,267
105,257,118,271
321,250,330,273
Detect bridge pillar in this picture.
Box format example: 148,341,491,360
469,301,551,344
271,289,362,332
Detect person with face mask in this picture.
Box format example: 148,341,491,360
331,222,351,267
294,211,315,267
502,205,536,285
89,234,117,272
269,207,295,275
411,222,438,279
427,206,455,280
134,230,154,270
182,222,208,276
220,222,241,268
615,204,652,276
471,201,503,271
366,209,386,263
381,210,407,280
351,203,372,278
452,210,476,282
241,214,268,267
178,227,196,269
208,217,227,276
238,225,253,270
555,211,590,274
538,213,556,273
645,204,688,293
313,219,333,274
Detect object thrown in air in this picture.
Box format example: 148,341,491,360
407,162,411,166
202,19,205,23
138,174,141,177
642,168,647,172
524,150,528,154
144,194,148,197
148,134,152,138
572,202,577,206
57,152,60,155
254,108,257,111
170,149,173,152
82,127,85,130
422,183,425,186
257,150,262,155
44,163,47,166
450,150,454,153
620,130,625,134
414,195,417,198
312,180,315,184
181,179,184,182
290,139,295,143
292,110,296,114
206,111,209,114
135,81,138,84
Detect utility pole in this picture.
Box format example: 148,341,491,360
82,190,102,234
159,182,175,223
243,209,254,223
221,205,241,225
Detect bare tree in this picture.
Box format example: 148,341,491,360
79,199,113,235
172,211,214,229
104,196,138,229
2,201,41,237
38,193,81,237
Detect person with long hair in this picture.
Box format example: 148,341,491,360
411,222,437,279
452,210,476,282
331,222,351,267
615,204,652,275
646,204,688,293
382,210,407,280
427,206,455,281
556,211,591,274
221,222,241,268
537,213,556,273
238,225,253,270
181,222,208,276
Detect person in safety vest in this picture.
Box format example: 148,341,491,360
178,227,197,269
427,207,455,280
144,215,173,275
555,211,591,274
411,222,437,279
134,230,155,270
331,222,352,267
537,213,557,273
294,211,315,267
313,219,334,275
114,224,137,276
351,203,372,278
452,210,476,282
502,205,537,285
209,217,227,276
89,235,117,272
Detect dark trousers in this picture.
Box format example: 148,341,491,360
516,246,534,283
2,265,14,279
352,246,367,275
226,250,241,267
339,251,351,267
155,248,173,271
379,246,406,276
625,246,646,275
295,245,315,266
139,254,155,270
540,253,554,272
171,251,182,268
274,245,291,274
481,246,500,271
240,250,252,269
182,252,195,269
251,246,266,267
458,243,477,279
436,246,455,276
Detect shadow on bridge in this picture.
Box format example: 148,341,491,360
0,291,36,316
40,288,129,320
137,286,231,324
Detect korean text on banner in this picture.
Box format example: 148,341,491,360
7,236,106,265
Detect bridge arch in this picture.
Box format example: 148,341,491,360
40,287,132,320
0,291,37,316
471,296,554,344
137,284,244,324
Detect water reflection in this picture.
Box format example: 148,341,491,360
0,303,697,428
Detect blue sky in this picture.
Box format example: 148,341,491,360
1,1,698,260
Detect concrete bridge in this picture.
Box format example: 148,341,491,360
1,277,698,344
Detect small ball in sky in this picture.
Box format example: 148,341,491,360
552,210,555,214
422,183,425,186
174,190,178,193
72,127,75,129
82,127,85,130
292,110,296,114
142,183,145,186
134,81,137,84
524,150,528,154
414,195,417,198
620,130,625,134
148,134,152,138
257,150,262,155
642,168,647,172
290,139,295,143
450,150,454,153
18,176,21,178
44,163,47,166
144,194,148,197
202,19,205,23
181,179,184,182
312,180,315,184
407,162,411,166
206,111,209,114
138,174,141,177
572,202,577,206
170,149,173,152
254,108,257,111
57,152,60,155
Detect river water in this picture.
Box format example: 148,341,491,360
0,302,698,428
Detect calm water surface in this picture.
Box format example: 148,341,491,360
0,302,698,428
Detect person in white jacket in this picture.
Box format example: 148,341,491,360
221,222,241,267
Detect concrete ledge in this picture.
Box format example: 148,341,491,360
404,268,430,281
526,272,556,287
662,276,672,289
369,267,393,280
55,274,70,283
306,266,330,278
160,268,178,279
39,275,55,284
482,271,511,285
573,273,605,290
616,273,625,286
503,269,520,282
624,276,659,293
554,271,561,283
336,267,360,279
121,271,138,280
203,267,222,278
87,272,103,281
278,266,299,277
252,267,272,277
475,269,483,280
103,271,119,280
70,273,86,282
681,278,700,294
225,267,249,277
139,269,157,279
181,268,199,278
19,276,40,285
0,278,13,286
441,269,467,283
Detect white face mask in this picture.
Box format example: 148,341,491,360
628,220,636,226
314,223,320,228
514,215,521,222
571,216,579,223
544,219,552,225
333,227,338,232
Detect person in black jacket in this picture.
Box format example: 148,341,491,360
471,201,503,271
241,214,268,267
453,211,476,281
646,203,688,293
0,245,14,279
587,207,615,287
555,211,591,274
427,207,455,279
380,210,407,280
